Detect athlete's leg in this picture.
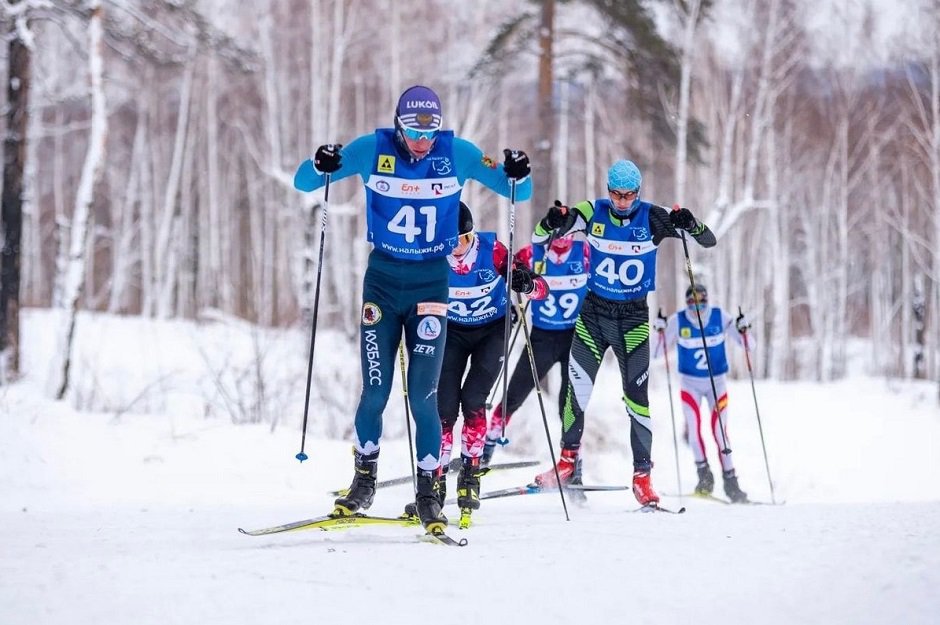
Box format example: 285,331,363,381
680,376,708,466
552,328,575,418
611,304,653,471
436,326,470,468
457,323,505,458
352,271,403,455
707,375,734,473
496,326,557,426
560,298,611,451
403,292,450,473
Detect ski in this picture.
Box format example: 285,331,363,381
474,483,543,502
633,503,686,514
444,482,626,505
420,529,468,547
238,512,420,536
665,492,781,506
331,459,538,496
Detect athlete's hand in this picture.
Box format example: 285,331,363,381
503,149,531,180
510,266,535,294
653,309,667,332
669,206,698,231
314,144,343,174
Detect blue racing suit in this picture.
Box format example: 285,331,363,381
294,130,530,470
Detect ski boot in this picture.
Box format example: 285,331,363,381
534,448,579,488
415,468,448,532
457,456,482,528
565,455,588,504
436,463,449,507
723,470,749,503
694,463,715,495
481,437,499,467
333,450,378,516
482,405,510,468
632,470,660,507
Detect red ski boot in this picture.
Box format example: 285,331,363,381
632,470,660,506
534,448,579,487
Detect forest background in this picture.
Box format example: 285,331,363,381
1,0,938,408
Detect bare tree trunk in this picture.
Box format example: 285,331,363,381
583,81,596,201
1,31,30,380
108,100,145,314
533,0,555,215
154,63,194,319
51,1,107,399
555,79,569,204
667,0,702,314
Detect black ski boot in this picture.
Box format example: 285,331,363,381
480,438,498,467
457,456,482,511
415,468,448,532
694,463,715,495
333,450,378,515
565,456,588,503
437,464,449,507
723,470,749,503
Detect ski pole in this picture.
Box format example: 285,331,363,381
486,219,557,411
398,342,417,492
497,180,518,443
296,173,331,462
738,306,776,504
485,300,530,410
657,309,683,502
516,297,569,521
674,204,731,457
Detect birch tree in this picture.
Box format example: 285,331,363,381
49,0,106,399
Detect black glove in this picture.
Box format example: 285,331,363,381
314,144,343,174
736,312,751,333
503,149,531,180
510,266,535,294
542,200,577,233
669,207,698,231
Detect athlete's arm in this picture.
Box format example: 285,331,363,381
532,200,592,244
494,241,548,300
293,134,377,192
649,204,717,247
452,137,532,201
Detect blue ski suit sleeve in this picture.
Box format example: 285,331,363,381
452,137,533,201
293,134,377,192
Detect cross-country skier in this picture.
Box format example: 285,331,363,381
293,85,532,531
482,233,591,467
652,284,752,502
437,202,548,516
529,159,716,508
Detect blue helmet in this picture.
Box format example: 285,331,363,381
607,160,642,191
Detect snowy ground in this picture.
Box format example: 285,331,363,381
1,311,939,624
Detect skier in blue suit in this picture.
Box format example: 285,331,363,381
293,85,531,531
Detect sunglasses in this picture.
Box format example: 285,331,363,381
458,230,475,246
609,189,639,201
398,121,439,142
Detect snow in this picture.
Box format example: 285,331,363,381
1,310,939,625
